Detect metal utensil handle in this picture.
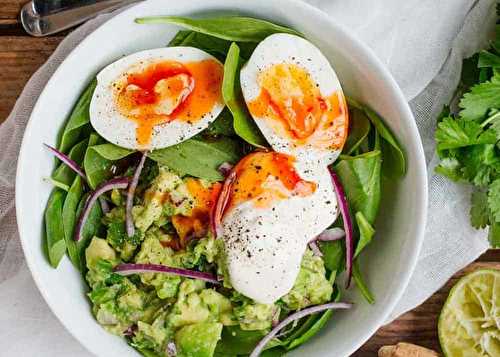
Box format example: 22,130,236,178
21,0,142,37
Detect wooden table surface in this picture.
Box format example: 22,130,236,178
1,1,499,356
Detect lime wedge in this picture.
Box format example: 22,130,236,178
439,269,500,356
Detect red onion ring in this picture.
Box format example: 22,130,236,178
308,240,323,257
328,168,354,288
316,227,345,242
74,177,129,241
126,151,148,237
113,263,220,284
211,170,236,238
249,302,352,357
44,143,87,182
166,341,177,356
218,162,234,177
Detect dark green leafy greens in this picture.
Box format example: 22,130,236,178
136,16,301,42
149,137,243,182
44,189,66,267
347,98,406,178
223,42,267,147
58,80,96,154
435,20,500,247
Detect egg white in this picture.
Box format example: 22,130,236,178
90,47,225,150
221,163,338,304
240,33,346,166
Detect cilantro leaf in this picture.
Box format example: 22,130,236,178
435,117,497,151
460,144,500,186
488,221,500,248
435,157,464,181
488,178,500,222
470,190,490,229
459,80,500,121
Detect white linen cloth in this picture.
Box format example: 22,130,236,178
0,0,497,355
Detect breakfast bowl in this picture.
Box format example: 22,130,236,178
15,0,428,356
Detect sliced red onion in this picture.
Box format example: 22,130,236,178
329,168,354,288
316,227,345,242
44,143,87,182
218,162,234,177
308,240,323,257
211,170,236,238
99,197,110,214
249,302,352,357
166,341,177,357
123,324,137,337
74,177,129,241
126,151,147,237
113,263,220,284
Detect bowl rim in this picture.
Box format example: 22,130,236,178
15,0,428,356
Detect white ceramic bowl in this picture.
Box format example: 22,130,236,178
16,0,428,356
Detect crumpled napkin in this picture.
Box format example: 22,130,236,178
0,0,496,355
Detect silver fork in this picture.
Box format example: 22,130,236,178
20,0,142,37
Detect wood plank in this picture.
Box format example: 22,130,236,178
0,35,63,121
1,0,25,20
353,261,500,356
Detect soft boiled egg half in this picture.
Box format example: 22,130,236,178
90,47,225,150
240,33,349,166
217,152,338,304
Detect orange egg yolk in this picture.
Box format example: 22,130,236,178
171,178,222,245
247,63,348,149
114,59,223,147
227,151,316,210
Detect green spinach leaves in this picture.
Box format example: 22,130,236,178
136,16,301,42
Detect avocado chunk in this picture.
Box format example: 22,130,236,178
85,237,116,270
281,249,333,310
135,167,194,232
175,322,223,357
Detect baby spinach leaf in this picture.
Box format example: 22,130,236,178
89,143,135,161
45,189,66,268
354,211,375,258
320,240,344,272
76,191,104,267
335,150,382,224
352,260,375,304
136,16,300,42
223,43,267,147
261,347,287,357
214,326,282,356
347,97,406,178
45,177,70,191
168,30,192,46
149,137,243,181
342,108,371,155
286,310,333,350
203,109,236,137
62,175,84,269
84,139,134,189
177,31,232,62
58,79,96,153
52,138,88,185
280,315,320,347
215,326,268,355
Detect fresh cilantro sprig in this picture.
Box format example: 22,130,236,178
435,17,500,247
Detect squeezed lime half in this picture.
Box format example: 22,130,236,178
438,269,500,356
